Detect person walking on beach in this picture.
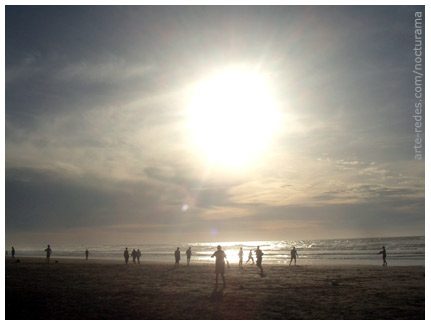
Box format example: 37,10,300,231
246,250,254,264
175,247,181,267
186,247,192,266
124,247,129,264
45,245,52,263
255,246,264,274
238,247,244,268
289,247,298,266
136,249,142,264
211,245,227,288
11,246,15,259
132,249,137,263
85,249,89,260
378,246,387,266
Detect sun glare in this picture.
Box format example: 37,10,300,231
188,67,279,167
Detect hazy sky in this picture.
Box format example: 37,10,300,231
5,6,425,246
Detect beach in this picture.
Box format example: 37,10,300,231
5,257,425,320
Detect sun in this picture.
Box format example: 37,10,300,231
188,67,279,167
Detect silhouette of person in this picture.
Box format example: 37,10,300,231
12,247,15,259
211,245,227,288
175,247,181,267
238,247,244,268
136,249,141,264
378,246,387,266
255,246,264,273
186,247,192,266
132,249,137,264
45,245,52,263
246,250,254,264
289,247,298,266
85,249,89,260
124,247,129,264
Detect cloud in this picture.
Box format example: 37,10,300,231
227,156,423,208
5,6,425,243
312,184,423,206
55,58,155,85
359,166,390,176
198,206,254,220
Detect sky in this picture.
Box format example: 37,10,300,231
5,5,425,246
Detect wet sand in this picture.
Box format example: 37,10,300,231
5,257,425,319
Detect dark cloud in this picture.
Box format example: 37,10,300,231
6,167,122,230
6,166,184,231
5,165,236,234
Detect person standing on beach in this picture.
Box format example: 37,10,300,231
11,247,15,259
136,249,142,264
124,247,129,264
246,250,254,264
289,247,298,266
238,247,244,268
211,245,227,288
255,246,264,273
132,249,137,263
186,247,192,266
174,247,181,267
85,249,89,260
45,245,52,263
378,246,387,266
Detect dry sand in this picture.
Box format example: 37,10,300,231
5,257,424,320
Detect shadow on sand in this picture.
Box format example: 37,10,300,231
210,287,224,302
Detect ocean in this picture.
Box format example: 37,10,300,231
8,236,424,266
